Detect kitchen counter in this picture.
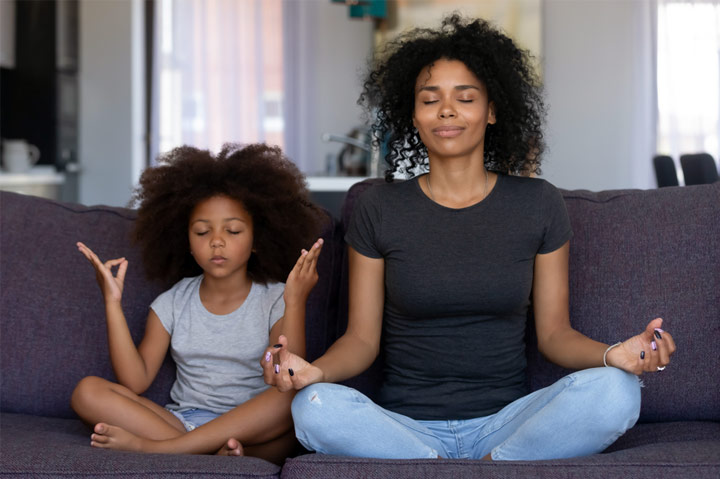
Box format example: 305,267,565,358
306,176,370,219
0,166,65,200
306,176,369,192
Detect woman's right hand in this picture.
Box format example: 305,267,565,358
261,335,325,392
77,242,127,304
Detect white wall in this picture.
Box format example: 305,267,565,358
78,0,144,206
77,0,658,206
283,1,373,175
541,0,656,191
0,0,15,68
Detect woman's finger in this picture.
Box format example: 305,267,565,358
653,328,673,368
261,346,280,385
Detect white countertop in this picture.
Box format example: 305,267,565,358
0,165,65,185
306,176,369,192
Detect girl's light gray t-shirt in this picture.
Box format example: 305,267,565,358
345,174,573,420
151,276,284,414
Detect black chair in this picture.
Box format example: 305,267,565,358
653,155,679,187
680,153,719,185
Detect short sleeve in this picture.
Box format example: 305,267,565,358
344,187,383,258
538,181,573,254
267,283,285,332
150,288,175,335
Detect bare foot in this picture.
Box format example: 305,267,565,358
216,438,244,456
90,423,145,452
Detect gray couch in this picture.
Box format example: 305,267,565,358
1,180,719,478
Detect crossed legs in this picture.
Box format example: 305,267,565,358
70,376,297,464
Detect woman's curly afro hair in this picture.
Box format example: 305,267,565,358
131,143,326,286
360,14,546,180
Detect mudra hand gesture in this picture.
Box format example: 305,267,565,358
605,318,676,375
77,242,127,304
261,335,324,392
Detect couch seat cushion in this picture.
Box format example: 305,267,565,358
0,413,280,478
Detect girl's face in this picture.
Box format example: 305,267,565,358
412,58,496,162
188,195,254,281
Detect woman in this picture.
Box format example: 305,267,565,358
264,15,676,461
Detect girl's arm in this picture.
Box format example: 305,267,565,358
264,246,384,390
268,238,324,358
77,242,170,393
532,241,676,374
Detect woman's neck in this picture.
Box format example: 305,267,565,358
423,154,494,208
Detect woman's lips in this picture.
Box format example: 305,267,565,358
432,126,464,138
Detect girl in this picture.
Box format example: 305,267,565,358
71,143,325,464
265,16,676,461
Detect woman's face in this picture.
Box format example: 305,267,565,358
412,58,496,162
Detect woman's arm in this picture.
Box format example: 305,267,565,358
264,246,385,390
532,242,608,369
77,242,169,393
533,241,676,374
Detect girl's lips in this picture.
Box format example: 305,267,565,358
432,126,464,138
211,256,227,264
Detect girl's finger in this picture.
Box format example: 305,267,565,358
293,249,308,272
116,260,129,284
301,240,323,273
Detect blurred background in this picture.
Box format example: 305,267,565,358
0,0,718,208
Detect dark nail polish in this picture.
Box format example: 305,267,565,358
654,330,662,340
273,344,282,348
289,368,294,377
640,351,645,359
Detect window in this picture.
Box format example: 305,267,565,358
657,1,720,177
153,0,284,159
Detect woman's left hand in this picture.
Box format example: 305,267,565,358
605,318,677,375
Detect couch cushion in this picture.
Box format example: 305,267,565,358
526,184,720,423
0,412,280,478
281,435,720,479
0,192,174,418
0,191,339,419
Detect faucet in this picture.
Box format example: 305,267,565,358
321,132,381,177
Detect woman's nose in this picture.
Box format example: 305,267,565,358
439,103,456,119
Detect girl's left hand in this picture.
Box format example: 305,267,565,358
284,238,323,305
606,318,677,375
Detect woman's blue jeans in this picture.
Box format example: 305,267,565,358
291,367,641,460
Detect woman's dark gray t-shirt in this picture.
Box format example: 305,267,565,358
344,174,572,420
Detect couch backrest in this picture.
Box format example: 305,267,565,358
337,179,720,423
0,191,339,419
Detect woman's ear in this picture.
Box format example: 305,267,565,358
488,102,497,125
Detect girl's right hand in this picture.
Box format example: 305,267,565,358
261,335,325,392
77,242,128,304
